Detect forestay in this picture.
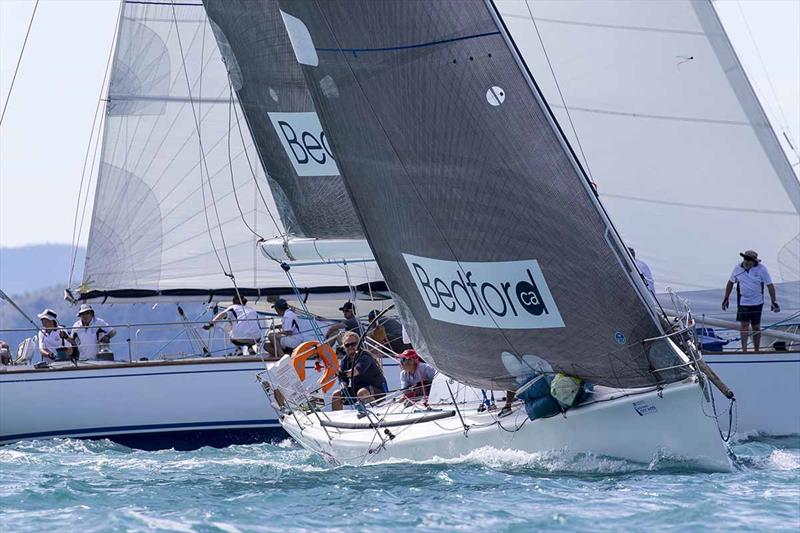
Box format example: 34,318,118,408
276,0,688,389
497,0,800,320
80,0,381,302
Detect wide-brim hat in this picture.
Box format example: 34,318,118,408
76,304,95,316
37,309,58,322
740,250,761,263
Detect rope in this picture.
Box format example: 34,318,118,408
523,0,595,186
67,0,123,288
733,0,798,160
0,0,39,127
229,76,285,237
170,0,242,302
226,83,264,240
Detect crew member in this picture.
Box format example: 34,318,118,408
37,308,72,363
70,304,116,360
397,349,436,399
263,298,304,357
325,301,364,341
721,250,780,352
206,294,262,355
368,310,410,353
331,331,387,410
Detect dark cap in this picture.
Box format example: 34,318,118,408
368,310,378,321
272,298,288,310
339,301,355,312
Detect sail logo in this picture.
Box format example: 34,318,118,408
402,254,565,330
268,112,340,177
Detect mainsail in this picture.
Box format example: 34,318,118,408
274,0,688,389
202,0,363,240
497,0,800,319
80,0,382,302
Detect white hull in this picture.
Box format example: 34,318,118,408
0,357,400,450
281,378,732,471
705,352,800,436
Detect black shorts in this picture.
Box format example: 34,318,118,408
736,304,763,326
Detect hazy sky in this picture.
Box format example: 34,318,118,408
0,0,798,249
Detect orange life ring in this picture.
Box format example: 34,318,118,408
291,341,339,393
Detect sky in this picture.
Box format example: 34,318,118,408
0,0,798,249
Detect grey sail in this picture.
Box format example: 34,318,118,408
202,0,363,239
275,0,687,389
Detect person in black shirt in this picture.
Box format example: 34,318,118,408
325,301,364,341
331,331,387,410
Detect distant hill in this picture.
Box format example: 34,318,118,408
0,244,85,296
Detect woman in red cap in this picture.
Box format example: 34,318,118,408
398,349,437,399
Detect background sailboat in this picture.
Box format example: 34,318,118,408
0,0,394,450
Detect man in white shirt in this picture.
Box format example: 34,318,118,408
36,308,72,364
70,304,116,360
263,298,304,357
721,250,780,352
206,294,262,355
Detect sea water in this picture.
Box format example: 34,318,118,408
1,437,798,532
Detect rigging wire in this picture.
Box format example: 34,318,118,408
229,79,285,237
523,0,596,186
226,83,265,240
0,0,39,128
733,0,799,161
170,0,242,300
68,0,123,288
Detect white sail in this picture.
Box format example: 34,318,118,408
80,0,382,301
498,1,799,310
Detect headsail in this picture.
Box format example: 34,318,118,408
497,0,800,319
275,0,688,389
80,0,382,302
202,0,364,240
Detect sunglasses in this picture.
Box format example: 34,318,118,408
344,342,358,348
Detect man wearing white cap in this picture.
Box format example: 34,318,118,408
70,304,116,360
722,250,780,352
36,309,72,364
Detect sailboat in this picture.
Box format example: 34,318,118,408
0,0,398,450
216,0,736,469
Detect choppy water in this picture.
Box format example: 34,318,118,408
1,436,798,532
